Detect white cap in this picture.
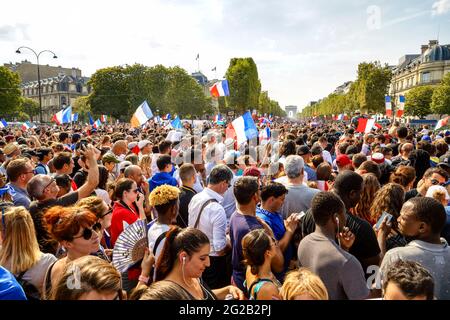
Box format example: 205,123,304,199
224,138,235,147
426,185,450,201
138,140,151,150
128,142,138,150
118,161,132,171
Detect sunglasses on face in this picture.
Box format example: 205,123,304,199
431,179,446,186
73,222,102,241
100,207,113,219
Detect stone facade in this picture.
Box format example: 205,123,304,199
285,105,298,119
4,60,82,83
389,40,450,100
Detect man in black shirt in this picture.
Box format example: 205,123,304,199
301,170,381,275
405,167,449,201
27,145,99,254
177,163,197,228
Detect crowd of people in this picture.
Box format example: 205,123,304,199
0,117,449,300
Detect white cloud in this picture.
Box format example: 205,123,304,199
432,0,450,15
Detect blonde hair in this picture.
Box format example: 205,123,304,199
280,268,329,300
77,196,106,219
139,155,152,170
0,207,42,274
149,185,180,207
51,255,122,300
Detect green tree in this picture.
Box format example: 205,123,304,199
165,66,210,117
431,73,450,116
88,66,130,121
404,86,434,118
73,96,92,122
0,66,22,118
146,64,171,115
19,97,39,121
225,58,261,114
353,62,392,113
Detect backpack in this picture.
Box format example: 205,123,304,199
15,271,41,300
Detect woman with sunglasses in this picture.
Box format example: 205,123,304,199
242,229,282,300
77,196,113,261
51,255,123,300
42,206,101,299
110,178,145,248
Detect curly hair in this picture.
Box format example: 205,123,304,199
353,173,381,223
370,183,405,229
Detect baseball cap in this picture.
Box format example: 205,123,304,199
438,156,450,169
128,142,138,150
102,153,120,164
243,167,261,178
336,154,352,167
371,152,385,164
421,135,432,142
119,161,132,172
426,185,450,201
224,138,235,147
138,140,151,150
298,145,310,156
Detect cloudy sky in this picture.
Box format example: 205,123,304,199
1,0,449,110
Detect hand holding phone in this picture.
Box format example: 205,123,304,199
375,212,393,230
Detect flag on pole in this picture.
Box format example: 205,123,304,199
231,111,258,145
71,113,79,122
52,106,72,125
209,80,230,98
163,113,171,120
435,116,450,131
385,96,392,117
130,101,154,128
0,119,7,128
211,67,216,71
87,112,95,125
196,54,199,60
397,95,405,117
100,115,107,122
171,116,183,129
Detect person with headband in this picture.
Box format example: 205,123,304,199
154,226,244,300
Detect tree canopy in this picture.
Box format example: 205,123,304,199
0,66,22,118
404,86,434,118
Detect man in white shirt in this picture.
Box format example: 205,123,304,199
138,140,152,161
188,164,233,289
317,136,333,165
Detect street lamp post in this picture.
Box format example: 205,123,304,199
15,46,57,123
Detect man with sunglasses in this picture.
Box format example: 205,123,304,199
405,167,449,202
5,158,35,209
27,145,99,254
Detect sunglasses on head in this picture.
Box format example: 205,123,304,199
73,222,102,240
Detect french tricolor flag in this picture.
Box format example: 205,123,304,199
93,119,102,129
21,122,31,131
259,126,271,145
101,115,107,122
397,95,405,117
337,114,344,121
231,111,258,145
52,106,72,125
0,119,7,128
163,113,171,120
385,96,392,117
209,80,230,98
356,118,381,133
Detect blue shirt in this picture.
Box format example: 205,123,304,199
256,207,293,280
149,172,178,192
7,183,31,209
0,266,27,300
304,165,317,181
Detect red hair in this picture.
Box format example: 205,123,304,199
43,206,97,242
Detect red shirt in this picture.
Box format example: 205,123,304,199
110,201,139,248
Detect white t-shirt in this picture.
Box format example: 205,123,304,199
95,188,112,206
147,222,171,262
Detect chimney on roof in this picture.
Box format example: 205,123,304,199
421,45,429,54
